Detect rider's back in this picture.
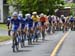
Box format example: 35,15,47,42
32,15,39,22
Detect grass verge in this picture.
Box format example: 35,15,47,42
0,36,11,42
0,24,7,30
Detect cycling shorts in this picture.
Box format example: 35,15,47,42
69,19,74,23
34,22,38,27
41,22,45,26
21,24,26,30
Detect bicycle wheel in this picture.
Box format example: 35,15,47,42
12,32,19,52
21,32,25,48
48,24,51,34
42,30,45,40
12,38,15,52
35,32,38,42
27,30,32,45
15,35,19,52
52,26,55,33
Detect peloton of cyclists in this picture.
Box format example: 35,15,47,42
7,11,75,52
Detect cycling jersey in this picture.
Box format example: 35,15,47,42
40,16,46,23
26,18,33,29
32,15,39,28
48,16,52,23
20,19,26,29
40,16,47,26
32,15,39,22
18,16,26,29
52,16,57,23
69,17,74,22
11,18,21,32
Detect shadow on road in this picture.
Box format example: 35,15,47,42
14,50,31,53
24,45,34,48
31,43,40,45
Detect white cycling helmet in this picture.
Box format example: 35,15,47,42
32,12,37,15
40,13,44,17
25,13,31,17
51,15,53,18
12,12,18,16
18,13,23,17
61,15,64,17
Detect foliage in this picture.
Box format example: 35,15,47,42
7,0,64,15
64,3,75,16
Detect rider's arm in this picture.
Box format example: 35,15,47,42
31,19,34,28
18,19,21,31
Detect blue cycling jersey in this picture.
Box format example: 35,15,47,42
18,16,26,29
20,18,26,29
11,18,21,31
25,18,33,28
69,17,74,22
11,18,20,26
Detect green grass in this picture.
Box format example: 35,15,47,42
0,24,7,30
0,36,11,42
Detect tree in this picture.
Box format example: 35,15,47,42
7,0,64,15
64,3,75,16
7,0,22,12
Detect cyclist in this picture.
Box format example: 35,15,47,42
61,15,66,32
25,14,33,45
10,12,21,52
47,15,52,33
25,14,33,30
51,15,56,33
69,16,75,30
56,16,60,31
48,15,52,25
32,12,40,42
18,13,26,47
7,16,11,36
32,12,39,28
39,13,47,40
40,13,47,27
7,16,11,29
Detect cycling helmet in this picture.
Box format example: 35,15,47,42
18,13,23,17
25,14,31,17
25,13,31,18
61,15,64,17
32,12,37,15
12,12,18,16
51,15,54,18
40,13,44,17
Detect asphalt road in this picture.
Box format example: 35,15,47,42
57,31,75,56
0,31,65,56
